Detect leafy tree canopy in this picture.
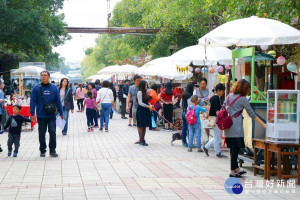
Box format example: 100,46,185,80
0,0,68,72
81,0,299,79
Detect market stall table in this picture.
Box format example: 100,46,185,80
4,105,37,129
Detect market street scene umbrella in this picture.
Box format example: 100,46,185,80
86,74,111,82
198,16,300,46
51,72,69,80
97,64,138,75
11,66,45,76
136,57,193,80
170,45,233,66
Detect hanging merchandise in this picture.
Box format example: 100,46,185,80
208,67,215,74
267,50,276,58
277,56,286,65
195,67,201,74
201,67,208,73
260,45,269,50
287,62,297,72
176,65,189,74
217,66,224,73
188,66,194,72
237,57,245,65
225,65,232,70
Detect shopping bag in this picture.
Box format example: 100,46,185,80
151,113,156,129
56,115,66,130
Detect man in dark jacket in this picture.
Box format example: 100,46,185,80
30,70,63,158
118,80,129,119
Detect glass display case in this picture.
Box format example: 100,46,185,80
267,90,300,143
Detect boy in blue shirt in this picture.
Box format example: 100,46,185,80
187,95,206,152
4,105,33,157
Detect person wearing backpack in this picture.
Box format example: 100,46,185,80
186,95,206,152
203,83,227,158
224,79,266,178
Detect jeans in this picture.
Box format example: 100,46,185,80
188,122,202,148
7,134,20,153
62,108,70,134
37,117,56,153
93,109,98,126
149,111,158,129
100,103,112,128
205,125,222,154
181,111,188,144
86,108,94,128
120,98,126,116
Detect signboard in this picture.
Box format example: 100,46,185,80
19,62,46,69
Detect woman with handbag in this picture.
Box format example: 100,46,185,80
96,81,114,132
148,83,161,131
58,78,74,135
224,79,266,177
203,83,227,158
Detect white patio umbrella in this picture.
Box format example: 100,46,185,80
170,45,233,66
86,74,111,82
97,64,138,75
198,16,300,46
51,72,68,80
136,57,193,80
11,66,45,76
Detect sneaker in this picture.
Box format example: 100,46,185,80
203,146,209,156
99,127,103,131
0,146,3,152
13,152,17,157
182,143,188,147
216,152,227,158
128,124,132,127
0,130,3,134
133,124,137,127
187,148,192,152
50,152,58,157
139,141,148,146
94,125,99,128
105,128,108,132
121,116,128,119
197,148,203,152
88,129,91,132
90,128,94,132
8,151,11,156
62,132,67,135
40,152,46,157
110,114,113,119
229,172,243,178
236,168,247,175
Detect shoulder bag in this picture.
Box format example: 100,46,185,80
97,88,109,111
39,84,57,114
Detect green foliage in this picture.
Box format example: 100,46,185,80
0,0,68,72
82,0,299,79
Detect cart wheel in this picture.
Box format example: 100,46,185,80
239,159,244,167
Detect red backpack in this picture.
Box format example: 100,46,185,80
216,95,242,130
186,105,198,125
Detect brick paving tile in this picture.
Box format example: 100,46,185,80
0,111,299,199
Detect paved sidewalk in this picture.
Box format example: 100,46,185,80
0,111,299,199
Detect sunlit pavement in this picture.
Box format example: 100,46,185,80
0,111,299,200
